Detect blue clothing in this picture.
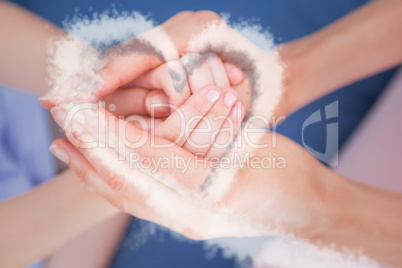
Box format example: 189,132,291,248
0,86,55,200
0,85,56,268
4,0,399,267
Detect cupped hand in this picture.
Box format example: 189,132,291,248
103,53,244,119
48,91,335,240
39,10,284,128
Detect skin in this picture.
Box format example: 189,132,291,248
0,2,63,95
276,0,402,117
46,0,402,266
0,3,127,267
0,3,242,267
51,100,402,266
2,0,402,266
0,169,120,268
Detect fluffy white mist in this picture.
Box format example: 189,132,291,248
47,10,158,105
49,10,379,268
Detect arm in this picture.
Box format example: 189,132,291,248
54,125,402,266
0,1,65,95
278,0,402,115
49,92,402,266
0,169,119,268
320,171,402,266
45,213,130,268
42,1,402,118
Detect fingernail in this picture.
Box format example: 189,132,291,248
50,106,66,129
230,102,244,120
38,96,49,101
49,144,70,164
207,88,221,103
146,91,171,116
224,91,237,107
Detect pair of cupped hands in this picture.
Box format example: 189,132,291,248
40,11,334,240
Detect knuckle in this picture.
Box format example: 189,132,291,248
150,64,166,88
210,109,229,123
164,123,183,142
190,101,208,116
74,166,91,183
102,169,126,193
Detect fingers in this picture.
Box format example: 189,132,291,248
205,54,231,89
129,61,191,108
49,138,114,197
39,75,101,110
49,137,215,239
49,138,193,224
153,85,222,147
160,11,195,28
104,87,172,118
125,114,163,131
144,90,171,117
162,10,224,53
182,88,239,157
39,51,162,110
97,50,162,101
183,54,244,91
224,62,244,85
51,104,207,190
39,11,233,111
205,101,245,158
104,87,151,117
181,53,215,92
130,52,242,113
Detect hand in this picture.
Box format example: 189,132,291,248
40,11,283,129
107,84,245,158
103,53,244,119
48,97,332,239
49,95,402,266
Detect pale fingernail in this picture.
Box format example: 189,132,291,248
49,144,70,164
230,102,244,120
146,91,171,116
224,91,237,107
207,88,220,103
38,96,49,101
50,106,66,129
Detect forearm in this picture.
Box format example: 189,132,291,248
0,169,118,268
278,0,402,114
318,170,402,266
0,1,65,95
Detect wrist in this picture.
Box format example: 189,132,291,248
310,170,402,265
276,30,342,115
276,39,314,116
